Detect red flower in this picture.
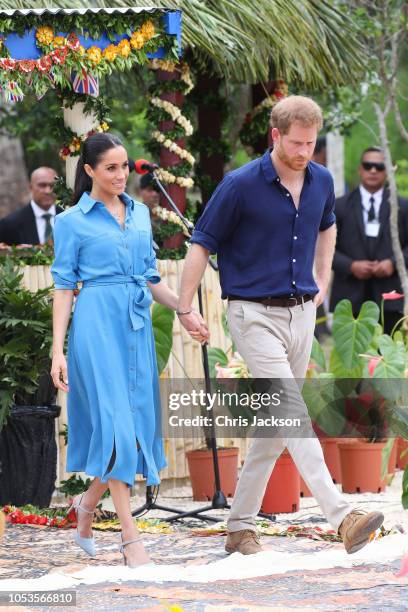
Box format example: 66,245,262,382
0,58,16,71
37,55,53,72
274,90,284,100
368,356,381,376
51,47,68,65
382,291,404,300
18,60,36,73
66,33,80,51
396,555,408,577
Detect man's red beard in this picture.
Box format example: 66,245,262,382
276,144,310,171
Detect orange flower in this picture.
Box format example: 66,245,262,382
117,39,131,57
36,26,54,46
130,31,144,50
86,46,102,65
103,44,118,62
53,36,65,48
140,20,155,40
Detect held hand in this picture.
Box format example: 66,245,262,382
313,286,327,308
51,354,69,392
372,258,395,278
350,260,376,280
178,309,210,345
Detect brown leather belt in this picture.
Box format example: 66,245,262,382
228,294,314,307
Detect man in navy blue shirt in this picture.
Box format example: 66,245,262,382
177,95,384,556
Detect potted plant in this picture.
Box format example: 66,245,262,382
306,297,408,495
0,259,60,507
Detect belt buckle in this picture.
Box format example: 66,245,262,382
288,296,298,307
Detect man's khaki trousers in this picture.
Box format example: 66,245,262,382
226,298,351,533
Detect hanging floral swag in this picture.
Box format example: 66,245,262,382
0,13,178,101
239,80,288,150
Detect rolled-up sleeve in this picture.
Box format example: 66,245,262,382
51,215,80,289
319,176,336,231
189,174,241,254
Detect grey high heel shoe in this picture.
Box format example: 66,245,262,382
68,493,96,557
119,534,155,568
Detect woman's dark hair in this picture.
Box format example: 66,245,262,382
73,132,124,204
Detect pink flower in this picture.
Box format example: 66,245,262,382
395,555,408,577
382,291,404,300
368,356,381,376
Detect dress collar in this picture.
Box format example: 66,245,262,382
78,191,134,214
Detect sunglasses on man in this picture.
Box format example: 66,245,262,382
361,161,386,172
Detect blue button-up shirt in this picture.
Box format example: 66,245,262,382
190,149,336,299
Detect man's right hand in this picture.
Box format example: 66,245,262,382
350,260,376,280
178,310,210,345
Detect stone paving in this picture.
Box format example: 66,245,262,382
1,471,408,611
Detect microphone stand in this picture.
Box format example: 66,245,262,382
132,172,275,524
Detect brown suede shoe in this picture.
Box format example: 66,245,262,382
225,529,262,555
338,509,384,554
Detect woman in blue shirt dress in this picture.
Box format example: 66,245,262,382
51,133,209,568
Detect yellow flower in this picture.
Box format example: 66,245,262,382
78,45,86,56
117,39,131,58
103,44,118,62
101,122,109,132
140,20,155,41
130,31,144,50
53,36,65,48
86,46,102,65
36,26,54,46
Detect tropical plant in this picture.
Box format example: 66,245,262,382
0,259,55,431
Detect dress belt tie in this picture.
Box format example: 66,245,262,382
82,271,160,331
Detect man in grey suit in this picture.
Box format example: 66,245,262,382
330,147,408,334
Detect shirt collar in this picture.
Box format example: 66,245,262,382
359,185,383,207
78,191,134,214
30,200,56,218
260,148,313,184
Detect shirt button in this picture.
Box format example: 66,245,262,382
276,178,280,182
292,281,296,285
293,258,296,262
286,193,290,197
296,213,299,218
294,236,298,240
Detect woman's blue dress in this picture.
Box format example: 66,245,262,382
51,191,167,487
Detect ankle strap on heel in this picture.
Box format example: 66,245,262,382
73,493,94,515
119,535,142,553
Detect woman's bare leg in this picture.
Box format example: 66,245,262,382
108,478,150,565
73,477,108,538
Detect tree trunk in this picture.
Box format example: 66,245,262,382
251,82,275,154
0,134,29,218
375,103,408,316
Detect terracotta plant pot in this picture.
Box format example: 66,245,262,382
261,450,300,513
300,475,313,497
338,440,387,493
388,439,398,474
397,438,408,470
321,438,342,484
186,447,239,501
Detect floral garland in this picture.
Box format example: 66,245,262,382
0,19,172,101
148,58,194,94
151,206,191,236
154,168,194,189
59,121,110,160
150,97,193,135
239,80,289,150
152,130,195,165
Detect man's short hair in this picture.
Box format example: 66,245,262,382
360,146,383,161
270,95,323,134
139,173,159,191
